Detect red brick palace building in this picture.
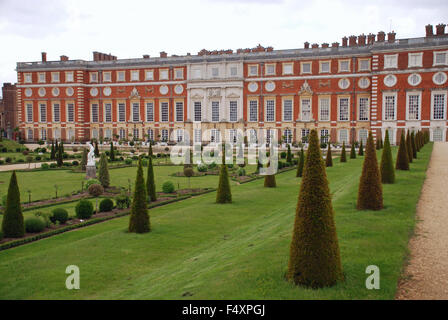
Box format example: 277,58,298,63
15,23,448,145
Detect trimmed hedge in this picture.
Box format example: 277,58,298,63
25,217,46,233
75,200,94,219
99,198,114,212
51,208,69,224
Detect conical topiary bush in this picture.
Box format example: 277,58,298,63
357,131,383,210
98,153,110,188
406,131,413,163
287,129,343,288
325,143,333,167
380,130,395,184
411,132,417,159
396,132,410,170
128,159,150,233
286,144,292,164
1,171,24,238
296,148,304,178
216,146,232,203
146,144,157,202
358,140,364,156
350,143,356,159
340,142,347,163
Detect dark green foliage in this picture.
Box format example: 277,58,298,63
50,142,55,160
216,163,232,203
51,208,69,224
415,131,421,152
357,131,383,210
75,199,94,219
109,142,115,161
411,132,417,159
162,181,175,193
255,159,263,174
147,144,157,202
340,142,347,162
99,198,114,212
350,143,356,159
406,131,413,163
94,141,100,157
25,217,46,233
287,129,343,288
88,184,104,197
98,153,110,188
116,193,131,209
128,159,150,233
264,174,276,188
358,140,364,156
86,178,101,189
376,137,381,150
296,148,305,177
380,130,395,184
286,144,292,163
0,230,3,240
81,148,87,171
57,143,63,167
325,143,333,167
396,132,410,171
1,171,24,238
60,142,64,154
380,136,383,149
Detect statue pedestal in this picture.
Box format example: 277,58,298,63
86,165,97,179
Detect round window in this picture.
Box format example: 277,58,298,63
384,74,397,87
38,88,46,97
338,78,350,89
433,72,447,85
66,87,74,96
265,81,275,92
103,87,112,96
358,77,370,89
159,85,169,95
52,87,60,97
25,88,32,97
174,85,184,94
90,88,98,97
408,73,422,86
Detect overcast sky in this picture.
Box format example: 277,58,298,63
0,0,447,89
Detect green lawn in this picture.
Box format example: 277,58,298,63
0,144,433,299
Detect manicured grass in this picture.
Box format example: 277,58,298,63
0,144,432,299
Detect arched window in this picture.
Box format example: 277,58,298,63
284,129,292,144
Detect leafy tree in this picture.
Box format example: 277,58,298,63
406,130,413,163
296,148,305,178
146,144,157,202
109,142,115,161
357,131,383,210
350,143,356,159
411,132,417,159
380,130,395,184
340,142,347,163
1,171,24,238
358,140,364,156
325,143,333,167
396,132,410,171
128,159,150,233
287,129,343,288
98,153,110,188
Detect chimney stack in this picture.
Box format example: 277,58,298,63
367,33,376,44
387,31,396,43
60,55,69,61
349,35,357,46
342,36,348,47
377,31,386,42
321,43,329,48
143,54,150,59
41,52,47,62
311,43,319,49
332,42,340,48
160,51,168,58
426,24,434,37
358,34,366,46
436,23,446,35
304,41,310,49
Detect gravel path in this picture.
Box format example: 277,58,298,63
0,161,55,172
396,142,448,300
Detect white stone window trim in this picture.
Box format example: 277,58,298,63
117,71,126,82
248,64,259,76
433,50,448,66
265,63,276,76
130,70,140,81
38,72,46,83
384,54,398,69
406,91,422,121
408,73,422,86
408,52,423,68
358,96,370,121
159,69,169,80
358,59,371,72
103,71,112,82
318,96,330,122
319,60,331,74
338,96,350,121
90,72,98,83
174,68,184,80
433,72,447,85
145,69,154,80
384,74,397,87
65,72,74,83
431,90,447,121
24,73,32,84
282,98,293,122
382,92,397,121
338,59,350,73
282,62,294,75
300,62,312,74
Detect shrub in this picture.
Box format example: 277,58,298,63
88,184,104,197
207,162,217,170
162,181,175,193
25,217,46,233
72,160,79,166
147,144,157,202
280,151,287,159
358,140,364,156
17,159,25,163
238,168,246,176
287,144,293,163
340,142,347,162
406,131,413,164
16,148,22,152
197,163,207,172
22,150,29,156
5,157,12,163
98,153,110,188
0,230,3,240
86,178,101,189
0,160,4,165
99,198,114,212
75,199,94,219
73,147,78,152
411,132,417,159
325,143,333,167
357,131,383,210
1,171,24,238
396,132,410,171
296,148,304,178
380,130,395,184
41,163,49,170
51,208,69,224
216,163,232,203
264,174,277,188
49,163,57,168
128,159,150,233
116,193,131,209
125,158,133,165
287,129,343,288
34,211,52,227
350,143,356,159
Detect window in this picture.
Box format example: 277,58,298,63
40,128,47,141
133,128,139,140
249,100,258,122
131,70,139,81
176,129,184,143
266,129,274,144
301,62,311,74
284,129,292,144
91,104,99,123
210,129,220,143
383,94,396,121
386,128,395,145
358,77,370,89
319,97,330,121
384,74,397,87
408,73,422,86
301,98,311,121
174,68,183,79
229,101,238,122
90,72,98,82
212,102,220,122
432,92,446,120
147,129,154,141
67,103,74,122
54,128,61,140
249,129,257,144
433,128,443,141
359,59,370,71
26,103,33,122
132,102,140,122
359,129,368,144
338,78,350,89
194,129,202,143
145,70,154,80
433,72,448,85
408,53,423,67
230,66,238,76
283,99,293,121
161,102,169,122
27,128,33,140
53,103,60,122
24,73,32,83
384,54,398,69
265,64,276,75
407,94,420,120
301,129,310,143
40,103,47,122
433,51,448,66
339,129,348,144
65,72,74,82
118,103,126,122
338,98,349,121
38,73,45,83
161,129,168,142
159,69,169,80
359,97,369,121
320,61,330,73
282,63,293,75
117,71,125,82
103,72,111,82
211,67,219,77
51,72,60,83
266,100,275,122
192,69,201,79
339,60,350,72
119,129,126,139
321,129,329,144
176,102,183,122
104,129,112,139
67,129,75,141
194,102,202,121
248,65,258,76
145,102,154,122
229,129,237,144
104,103,112,122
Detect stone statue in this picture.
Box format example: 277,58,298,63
86,141,97,178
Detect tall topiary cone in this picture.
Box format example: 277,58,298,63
1,171,24,238
128,159,150,233
81,148,87,171
216,147,232,203
98,153,110,188
57,143,64,167
94,141,100,157
50,141,55,160
340,142,347,162
146,144,157,202
325,143,333,167
357,131,383,210
109,141,115,161
286,144,292,163
396,132,410,170
350,142,356,159
380,136,383,149
287,129,343,288
406,131,413,163
411,132,417,159
358,140,364,156
380,130,395,184
376,138,381,150
296,148,304,177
